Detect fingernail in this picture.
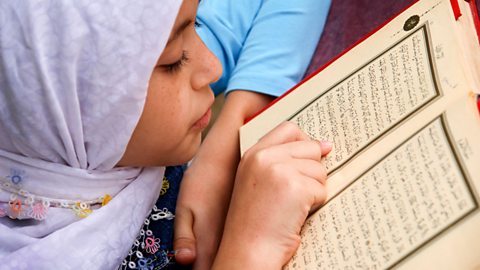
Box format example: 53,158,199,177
320,140,332,149
320,141,332,147
176,248,193,257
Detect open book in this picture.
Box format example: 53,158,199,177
239,0,480,269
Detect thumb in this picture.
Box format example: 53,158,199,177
174,206,197,265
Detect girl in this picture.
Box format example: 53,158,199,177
0,0,330,269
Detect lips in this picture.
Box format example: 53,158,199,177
193,107,212,129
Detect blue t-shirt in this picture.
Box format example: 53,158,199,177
197,0,331,97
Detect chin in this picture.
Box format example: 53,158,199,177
163,137,202,166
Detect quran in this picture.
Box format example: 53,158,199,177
239,0,480,268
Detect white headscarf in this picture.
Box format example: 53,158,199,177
0,0,182,269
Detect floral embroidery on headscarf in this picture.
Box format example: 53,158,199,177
7,169,26,186
1,172,110,221
28,200,49,220
72,202,92,218
8,196,23,219
102,194,112,206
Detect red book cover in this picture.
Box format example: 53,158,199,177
468,0,480,44
477,96,480,113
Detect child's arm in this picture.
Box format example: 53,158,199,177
174,90,273,267
174,0,331,268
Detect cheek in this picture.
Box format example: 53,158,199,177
148,85,187,141
152,112,202,165
146,84,199,164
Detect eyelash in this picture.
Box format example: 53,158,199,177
160,20,201,74
164,50,189,74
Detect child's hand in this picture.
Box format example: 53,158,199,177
212,122,332,269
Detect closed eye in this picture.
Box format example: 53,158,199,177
161,51,189,74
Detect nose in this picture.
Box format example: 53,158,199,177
191,38,222,91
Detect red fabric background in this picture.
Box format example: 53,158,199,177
306,0,480,73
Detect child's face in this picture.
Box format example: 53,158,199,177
118,0,221,167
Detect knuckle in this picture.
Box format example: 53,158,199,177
317,166,328,184
242,147,268,169
281,121,301,134
173,237,196,253
250,148,270,167
242,147,255,161
314,186,327,205
268,162,286,178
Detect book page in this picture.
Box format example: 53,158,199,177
285,99,480,269
289,24,439,175
239,0,480,268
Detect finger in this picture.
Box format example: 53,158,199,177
270,140,332,162
256,121,311,148
290,159,328,185
318,140,333,156
302,177,328,213
173,207,197,265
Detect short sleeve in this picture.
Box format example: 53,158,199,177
197,0,331,97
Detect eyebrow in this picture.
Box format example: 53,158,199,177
167,19,193,45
